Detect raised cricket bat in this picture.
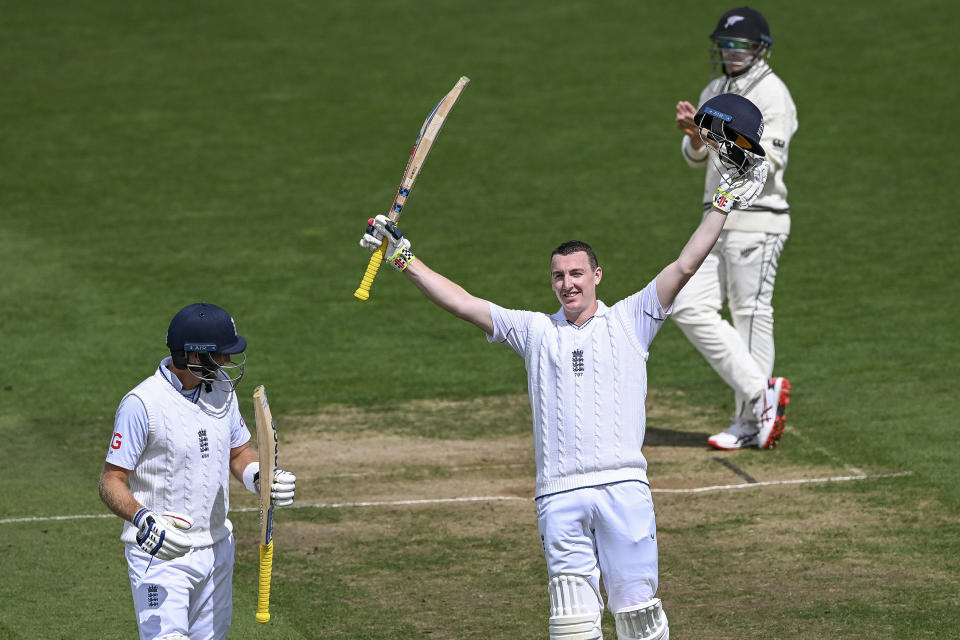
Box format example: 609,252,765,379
252,385,279,624
354,75,470,301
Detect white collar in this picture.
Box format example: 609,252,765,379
157,356,200,401
552,300,609,328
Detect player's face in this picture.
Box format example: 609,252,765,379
713,38,760,73
551,251,602,323
185,352,231,366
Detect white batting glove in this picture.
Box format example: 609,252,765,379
254,467,297,507
133,508,193,561
359,214,416,272
712,160,769,213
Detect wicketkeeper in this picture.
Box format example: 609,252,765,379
674,6,798,450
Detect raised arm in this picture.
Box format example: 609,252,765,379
360,215,494,335
655,207,728,310
655,162,768,309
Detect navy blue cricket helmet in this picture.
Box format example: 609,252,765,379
167,302,246,355
166,302,246,389
695,93,765,157
694,93,765,176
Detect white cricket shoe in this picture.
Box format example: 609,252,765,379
707,418,759,450
756,377,791,450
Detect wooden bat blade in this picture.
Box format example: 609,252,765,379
353,76,470,301
387,75,470,224
252,385,278,546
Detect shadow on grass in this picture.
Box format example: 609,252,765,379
645,425,711,448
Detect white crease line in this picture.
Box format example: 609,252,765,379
326,463,530,479
0,472,913,525
0,513,115,524
653,471,913,494
234,496,530,511
787,426,864,476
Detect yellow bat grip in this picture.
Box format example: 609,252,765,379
354,241,388,301
256,541,273,624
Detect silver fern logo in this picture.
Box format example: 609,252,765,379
572,349,584,377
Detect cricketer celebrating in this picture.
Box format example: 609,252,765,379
674,6,798,450
359,94,768,640
98,302,296,640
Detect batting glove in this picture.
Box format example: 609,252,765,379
133,508,194,561
251,467,297,507
712,160,769,213
359,214,416,272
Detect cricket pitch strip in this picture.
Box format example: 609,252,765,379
233,389,899,508
224,390,944,640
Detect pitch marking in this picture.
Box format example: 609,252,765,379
0,471,912,525
326,463,530,479
787,425,865,476
652,471,912,494
712,457,758,483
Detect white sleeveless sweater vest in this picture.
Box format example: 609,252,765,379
120,369,235,547
527,301,650,497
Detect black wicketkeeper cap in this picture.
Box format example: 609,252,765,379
710,7,773,46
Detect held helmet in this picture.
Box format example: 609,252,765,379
709,7,773,76
694,93,765,177
166,302,246,391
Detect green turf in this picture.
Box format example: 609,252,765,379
1,0,957,637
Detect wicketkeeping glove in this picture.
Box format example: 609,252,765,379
712,160,769,213
254,467,297,507
359,214,416,272
133,508,194,561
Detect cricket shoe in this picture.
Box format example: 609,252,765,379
756,377,791,450
707,418,759,450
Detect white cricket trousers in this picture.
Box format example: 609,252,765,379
126,533,235,640
536,481,658,613
672,230,788,415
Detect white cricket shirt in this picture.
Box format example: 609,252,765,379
488,279,669,497
107,357,250,546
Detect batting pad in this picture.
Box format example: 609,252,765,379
548,574,603,640
614,598,668,640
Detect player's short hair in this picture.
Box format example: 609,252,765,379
552,241,599,270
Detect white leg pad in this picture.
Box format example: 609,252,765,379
614,598,669,640
548,575,603,640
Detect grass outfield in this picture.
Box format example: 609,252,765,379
1,0,957,638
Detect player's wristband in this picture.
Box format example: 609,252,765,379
712,187,734,214
387,246,416,272
242,461,260,495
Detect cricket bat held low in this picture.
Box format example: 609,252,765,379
252,385,280,623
